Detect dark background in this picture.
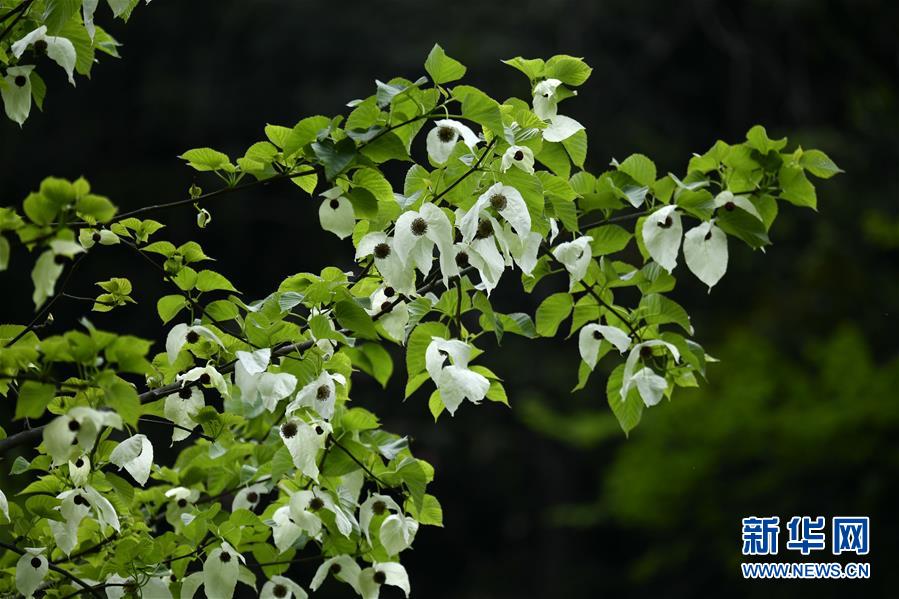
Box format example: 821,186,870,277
2,0,898,597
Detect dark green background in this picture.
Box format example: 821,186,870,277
1,0,897,597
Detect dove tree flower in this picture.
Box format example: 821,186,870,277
109,434,154,485
459,183,532,242
425,119,480,164
286,370,346,420
642,205,683,273
356,232,416,295
261,575,308,599
358,562,411,599
43,407,123,466
552,236,594,290
620,340,682,407
500,145,535,174
15,548,48,599
166,322,224,363
394,203,455,283
532,78,584,142
1,66,35,126
683,220,729,291
425,337,490,415
311,555,363,595
235,348,298,413
319,187,356,239
279,418,331,480
11,27,76,85
164,386,205,442
578,323,632,369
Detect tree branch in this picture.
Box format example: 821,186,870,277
0,541,102,598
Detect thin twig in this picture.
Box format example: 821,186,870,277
0,540,102,598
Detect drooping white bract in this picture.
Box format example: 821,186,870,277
459,183,531,242
232,482,269,512
642,205,683,273
306,487,357,537
109,434,154,486
620,340,681,407
578,323,631,369
15,548,47,599
285,370,346,420
499,223,542,276
68,455,90,486
358,562,411,599
394,203,454,284
288,490,325,537
367,286,409,343
78,228,119,249
50,486,120,555
104,574,132,599
0,488,8,522
165,322,224,364
43,407,123,466
319,187,356,239
501,145,535,174
425,119,480,165
164,486,199,531
359,493,403,545
179,364,230,399
234,348,298,413
1,65,34,126
310,555,363,595
279,418,331,481
356,232,416,296
683,219,729,292
378,512,418,556
201,542,245,599
425,337,490,415
261,575,308,599
551,236,594,290
164,386,204,443
11,27,76,85
714,190,763,221
270,505,303,553
532,78,584,142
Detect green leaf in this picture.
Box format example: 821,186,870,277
535,293,573,337
617,154,657,187
347,343,393,387
746,125,787,154
25,495,63,521
179,148,231,172
334,299,378,340
424,44,467,84
452,85,504,137
778,165,817,209
312,138,356,181
587,224,632,255
407,322,448,376
544,55,592,86
342,407,380,431
14,381,55,420
196,270,239,293
157,294,188,324
75,194,116,223
799,149,842,179
405,494,443,526
502,56,545,81
607,363,643,435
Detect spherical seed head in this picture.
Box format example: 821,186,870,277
273,584,288,598
30,557,41,568
455,251,469,268
34,39,48,54
281,422,298,438
199,373,211,385
373,571,387,585
177,498,187,508
724,201,735,211
658,216,673,229
316,385,330,400
74,458,84,468
380,301,392,313
489,194,507,212
170,575,177,583
437,126,456,143
314,425,324,435
704,230,712,241
246,492,259,503
185,330,200,344
383,286,395,297
73,494,88,506
178,387,192,399
513,150,524,161
374,243,391,259
68,419,81,432
53,254,67,265
219,551,231,563
309,497,324,511
592,329,602,340
410,217,428,236
330,198,340,210
372,500,387,515
92,232,101,243
14,75,26,87
475,218,493,239
330,563,342,574
640,345,653,359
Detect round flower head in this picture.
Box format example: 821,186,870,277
500,145,535,174
394,203,455,284
459,183,532,242
356,232,416,295
261,575,307,599
425,119,480,164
